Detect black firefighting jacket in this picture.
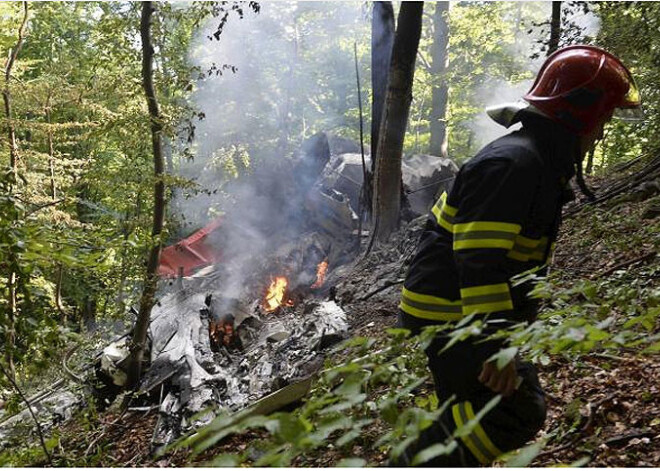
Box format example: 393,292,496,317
400,124,576,326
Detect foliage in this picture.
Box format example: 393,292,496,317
593,2,660,170
0,1,236,392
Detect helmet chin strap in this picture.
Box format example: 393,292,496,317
574,141,596,201
575,161,596,201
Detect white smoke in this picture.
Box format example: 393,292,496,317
170,2,370,298
174,1,369,230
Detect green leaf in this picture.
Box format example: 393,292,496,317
334,371,366,397
488,346,518,370
336,457,366,467
209,453,240,467
269,413,310,443
642,342,660,353
586,325,610,341
254,446,292,467
379,398,399,425
411,441,458,465
503,440,545,467
336,429,361,448
390,436,417,461
562,455,591,467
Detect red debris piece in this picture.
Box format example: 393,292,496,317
158,217,223,277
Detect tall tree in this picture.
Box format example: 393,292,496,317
548,1,561,55
429,1,449,157
372,2,423,242
2,2,28,381
125,1,166,391
371,1,395,163
2,1,27,179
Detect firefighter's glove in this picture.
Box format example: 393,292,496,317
478,360,519,397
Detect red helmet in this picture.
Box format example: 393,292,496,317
524,45,641,136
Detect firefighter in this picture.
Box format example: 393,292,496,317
394,45,642,466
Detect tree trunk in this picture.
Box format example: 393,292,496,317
125,1,166,391
3,2,28,179
82,296,97,333
372,2,423,242
429,1,449,158
548,1,561,55
46,93,56,200
2,2,28,383
55,263,68,323
370,1,395,166
6,271,16,380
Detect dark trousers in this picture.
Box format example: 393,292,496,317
393,311,546,467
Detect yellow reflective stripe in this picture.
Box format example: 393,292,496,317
402,287,461,306
460,283,509,298
514,234,540,248
461,283,513,315
452,403,490,464
464,402,502,461
453,221,521,234
462,300,514,315
431,202,442,224
508,235,551,262
399,301,464,322
507,250,529,262
453,222,520,251
454,238,515,251
434,192,458,216
529,250,545,261
444,201,458,217
432,192,457,233
437,216,454,233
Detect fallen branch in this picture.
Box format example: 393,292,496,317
0,361,53,466
25,198,65,217
591,352,629,362
604,429,653,446
594,251,657,278
62,344,84,384
565,154,660,218
358,278,405,301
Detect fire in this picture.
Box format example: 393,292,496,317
264,276,293,312
310,259,329,289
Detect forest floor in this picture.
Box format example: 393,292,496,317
4,172,660,467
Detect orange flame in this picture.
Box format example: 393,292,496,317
264,276,293,312
310,259,329,289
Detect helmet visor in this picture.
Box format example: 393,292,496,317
614,70,642,121
623,76,641,105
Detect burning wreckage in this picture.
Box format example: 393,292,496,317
0,132,457,449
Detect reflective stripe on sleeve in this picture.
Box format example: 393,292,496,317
507,235,549,262
400,287,463,321
460,283,513,315
451,401,502,464
431,192,457,234
453,221,520,251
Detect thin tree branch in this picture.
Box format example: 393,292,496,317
416,50,432,71
4,2,29,81
0,361,53,465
